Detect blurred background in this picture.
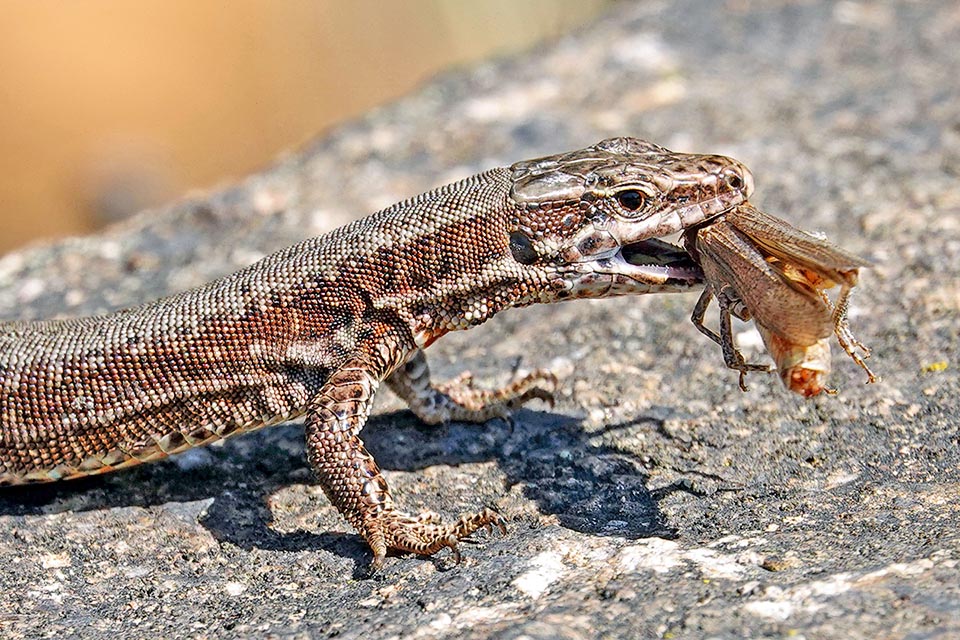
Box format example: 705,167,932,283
0,0,610,253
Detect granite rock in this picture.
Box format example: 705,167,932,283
1,1,959,638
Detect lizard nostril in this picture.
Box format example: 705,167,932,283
723,165,755,197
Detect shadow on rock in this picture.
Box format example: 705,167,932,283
0,405,704,565
363,408,680,541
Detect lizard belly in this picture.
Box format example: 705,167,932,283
0,374,315,485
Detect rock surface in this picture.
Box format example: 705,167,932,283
2,1,959,638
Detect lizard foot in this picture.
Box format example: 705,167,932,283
366,506,506,572
433,368,558,418
387,350,558,425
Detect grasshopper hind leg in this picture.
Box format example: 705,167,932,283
831,284,880,384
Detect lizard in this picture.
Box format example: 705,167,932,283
0,137,754,569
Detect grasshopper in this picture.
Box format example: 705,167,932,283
682,204,878,396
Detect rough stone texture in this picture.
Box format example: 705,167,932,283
1,1,958,638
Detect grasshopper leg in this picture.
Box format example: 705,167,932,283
832,285,879,384
691,288,723,346
693,287,770,390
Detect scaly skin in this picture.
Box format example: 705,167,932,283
0,138,753,569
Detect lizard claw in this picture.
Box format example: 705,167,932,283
361,506,507,571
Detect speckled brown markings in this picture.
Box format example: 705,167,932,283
0,138,753,568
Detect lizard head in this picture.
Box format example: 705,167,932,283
507,137,754,299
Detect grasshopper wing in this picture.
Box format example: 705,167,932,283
694,219,833,344
727,204,869,286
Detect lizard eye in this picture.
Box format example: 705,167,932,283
616,189,645,212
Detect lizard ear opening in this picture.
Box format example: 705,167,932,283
509,231,539,265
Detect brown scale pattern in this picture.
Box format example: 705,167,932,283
0,138,754,568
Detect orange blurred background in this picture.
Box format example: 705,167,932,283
0,0,608,253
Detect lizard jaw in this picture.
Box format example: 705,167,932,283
616,237,705,287
620,237,702,275
561,238,704,299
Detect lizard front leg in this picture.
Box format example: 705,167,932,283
305,356,504,571
385,349,556,425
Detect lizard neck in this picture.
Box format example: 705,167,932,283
239,167,539,354
351,167,543,347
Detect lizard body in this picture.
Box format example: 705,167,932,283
0,138,753,567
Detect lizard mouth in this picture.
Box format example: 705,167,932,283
617,237,704,286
